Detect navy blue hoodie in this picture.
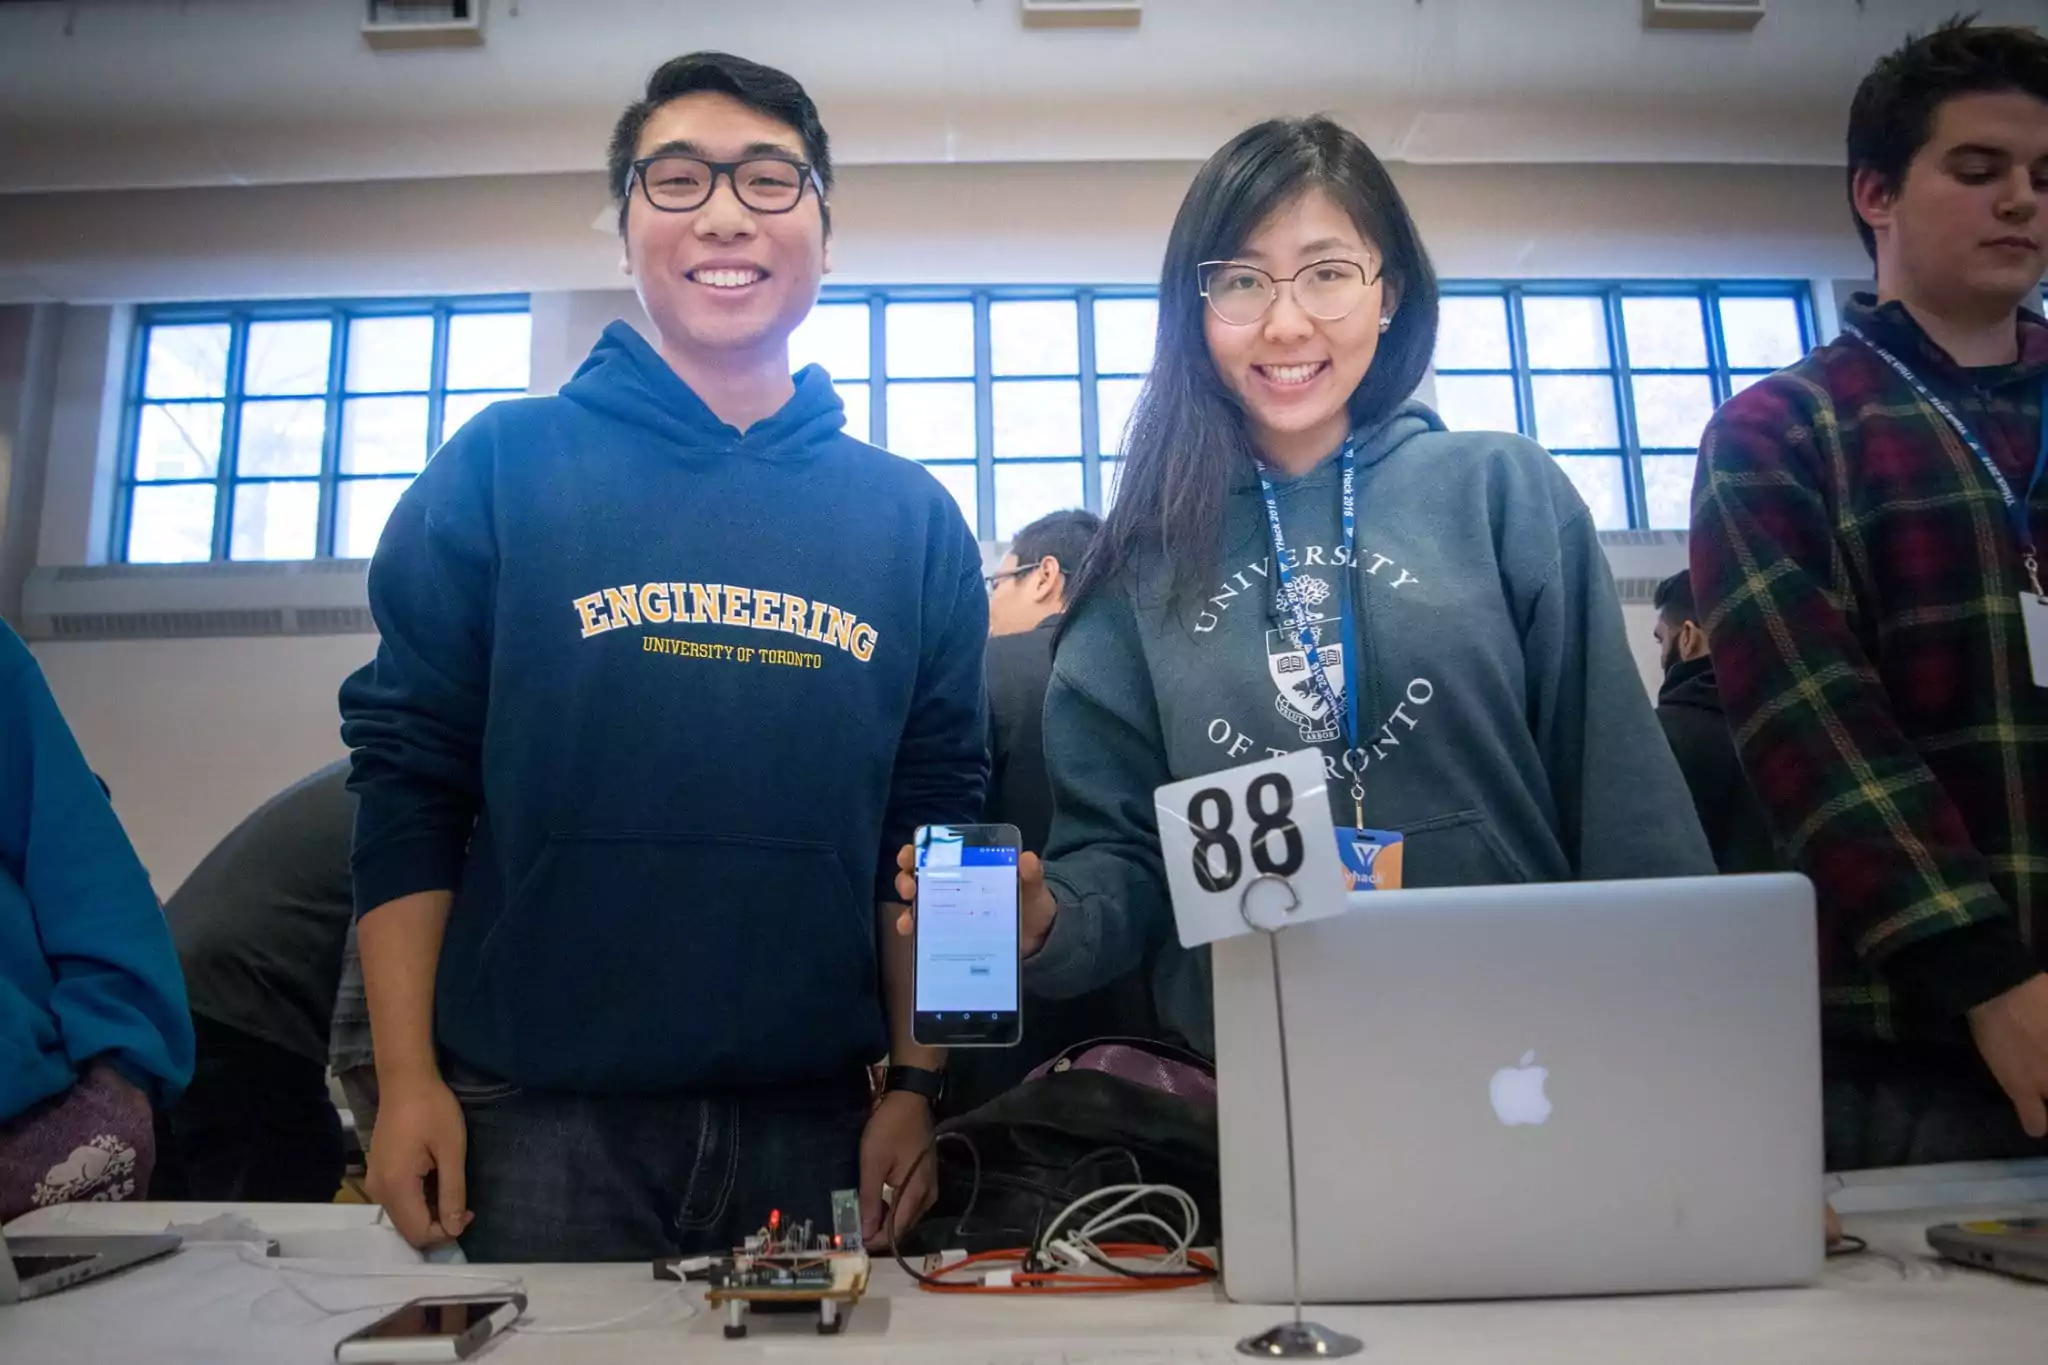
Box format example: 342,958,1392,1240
339,321,988,1093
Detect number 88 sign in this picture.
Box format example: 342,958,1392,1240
1154,748,1348,947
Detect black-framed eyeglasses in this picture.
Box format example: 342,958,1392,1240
983,565,1035,592
1197,256,1381,326
627,155,825,215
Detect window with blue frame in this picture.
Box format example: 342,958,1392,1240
118,298,531,562
1431,284,1815,530
117,283,1820,557
789,288,1157,539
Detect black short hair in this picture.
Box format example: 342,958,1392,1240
1010,509,1103,582
1846,15,2048,262
607,52,833,236
1654,569,1696,628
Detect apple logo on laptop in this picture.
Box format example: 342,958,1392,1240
1490,1050,1552,1127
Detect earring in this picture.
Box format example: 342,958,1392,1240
1378,314,1393,333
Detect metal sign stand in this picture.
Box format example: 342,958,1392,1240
1235,873,1363,1360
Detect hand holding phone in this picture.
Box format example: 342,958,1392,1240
894,846,1057,956
905,825,1026,1048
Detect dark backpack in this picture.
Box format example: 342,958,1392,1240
903,1037,1220,1256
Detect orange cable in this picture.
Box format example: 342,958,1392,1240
910,1243,1217,1294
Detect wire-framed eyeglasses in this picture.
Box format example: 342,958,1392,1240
983,565,1035,593
1197,256,1381,326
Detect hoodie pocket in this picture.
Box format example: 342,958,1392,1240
466,833,878,1087
1400,809,1532,887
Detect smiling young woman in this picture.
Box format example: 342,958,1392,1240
892,115,1714,1058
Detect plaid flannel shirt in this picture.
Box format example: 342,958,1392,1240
1691,294,2048,1045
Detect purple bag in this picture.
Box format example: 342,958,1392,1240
0,1067,156,1224
1025,1036,1217,1107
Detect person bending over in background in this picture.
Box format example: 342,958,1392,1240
156,760,355,1202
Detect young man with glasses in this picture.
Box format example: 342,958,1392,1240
1692,19,2048,1168
341,53,986,1261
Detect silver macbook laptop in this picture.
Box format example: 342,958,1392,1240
1214,873,1823,1302
0,1223,181,1304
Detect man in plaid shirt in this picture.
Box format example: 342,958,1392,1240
1693,18,2048,1169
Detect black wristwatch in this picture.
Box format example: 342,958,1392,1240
883,1064,946,1106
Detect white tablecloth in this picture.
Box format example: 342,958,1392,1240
8,1190,2048,1364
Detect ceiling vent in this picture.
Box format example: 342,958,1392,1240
1021,0,1141,30
1643,0,1764,32
363,0,484,51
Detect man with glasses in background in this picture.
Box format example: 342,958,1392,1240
982,509,1099,857
943,510,1162,1118
341,52,987,1261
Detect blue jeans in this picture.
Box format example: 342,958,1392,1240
447,1058,870,1263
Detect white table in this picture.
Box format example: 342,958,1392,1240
8,1189,2048,1364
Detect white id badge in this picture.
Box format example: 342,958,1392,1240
2023,594,2048,689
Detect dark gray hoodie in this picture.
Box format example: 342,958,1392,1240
1024,402,1713,1054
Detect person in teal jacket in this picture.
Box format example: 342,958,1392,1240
0,620,192,1220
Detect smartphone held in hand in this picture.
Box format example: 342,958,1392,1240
910,824,1023,1048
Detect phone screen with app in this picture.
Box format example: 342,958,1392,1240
912,824,1022,1048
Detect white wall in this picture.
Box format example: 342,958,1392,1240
0,160,1874,305
530,289,651,395
34,306,126,568
30,635,368,895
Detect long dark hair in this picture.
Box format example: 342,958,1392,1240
1068,117,1438,615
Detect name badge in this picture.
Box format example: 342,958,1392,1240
1336,828,1404,891
2023,595,2048,689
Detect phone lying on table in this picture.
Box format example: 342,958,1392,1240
911,823,1023,1048
334,1293,526,1363
1927,1218,2048,1283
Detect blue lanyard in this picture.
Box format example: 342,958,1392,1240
1256,438,1364,814
1845,324,2048,596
